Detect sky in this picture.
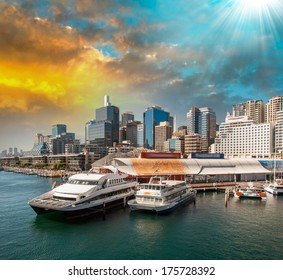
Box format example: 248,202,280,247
1,0,283,151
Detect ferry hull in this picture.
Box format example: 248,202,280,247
62,196,134,219
237,195,266,200
30,205,56,215
30,195,134,220
129,193,196,214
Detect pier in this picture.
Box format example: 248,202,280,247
190,181,265,193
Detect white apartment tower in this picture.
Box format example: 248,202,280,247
233,100,264,124
214,113,273,158
266,96,283,123
246,100,265,124
275,111,283,156
232,102,246,117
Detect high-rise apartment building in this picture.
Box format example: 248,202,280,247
214,114,273,158
246,100,265,124
233,100,265,124
154,121,173,151
275,111,283,155
232,102,246,117
266,96,283,123
186,107,216,152
143,106,170,149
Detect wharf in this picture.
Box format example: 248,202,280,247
190,181,265,193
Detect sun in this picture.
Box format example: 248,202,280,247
237,0,280,13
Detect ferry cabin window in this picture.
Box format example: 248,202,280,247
138,197,162,203
53,195,76,201
88,189,129,201
69,180,98,185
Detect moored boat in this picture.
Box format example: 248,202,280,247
264,179,283,195
128,176,196,214
233,182,267,200
28,172,138,219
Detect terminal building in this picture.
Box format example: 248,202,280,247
111,157,270,182
105,152,273,183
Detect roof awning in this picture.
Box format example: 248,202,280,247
112,158,271,176
198,166,236,175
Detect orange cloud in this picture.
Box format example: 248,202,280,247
0,4,125,115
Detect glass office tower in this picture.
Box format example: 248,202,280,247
143,106,170,150
52,124,67,138
187,107,216,152
85,96,120,147
96,105,120,145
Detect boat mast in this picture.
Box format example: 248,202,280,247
273,130,276,183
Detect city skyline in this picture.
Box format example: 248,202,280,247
1,0,283,151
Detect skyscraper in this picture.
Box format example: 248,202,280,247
52,124,67,138
121,112,134,126
143,106,170,149
126,121,141,147
85,120,96,144
187,107,201,135
137,124,144,147
186,107,216,152
85,96,120,147
96,97,119,144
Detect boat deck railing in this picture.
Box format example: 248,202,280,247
29,198,71,209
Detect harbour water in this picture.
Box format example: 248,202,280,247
0,171,282,260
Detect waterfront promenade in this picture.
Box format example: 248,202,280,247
1,166,265,193
1,166,77,178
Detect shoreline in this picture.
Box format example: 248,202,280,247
0,166,266,191
1,166,78,178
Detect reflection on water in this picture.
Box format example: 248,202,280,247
1,171,283,260
131,213,165,242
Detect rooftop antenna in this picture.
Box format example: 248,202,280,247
104,95,111,107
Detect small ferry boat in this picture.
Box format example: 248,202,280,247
127,176,196,214
233,182,267,200
28,172,137,219
264,179,283,195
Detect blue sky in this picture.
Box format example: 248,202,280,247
1,0,283,150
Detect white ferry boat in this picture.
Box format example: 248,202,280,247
127,176,196,214
233,182,267,200
28,172,137,219
264,179,283,195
